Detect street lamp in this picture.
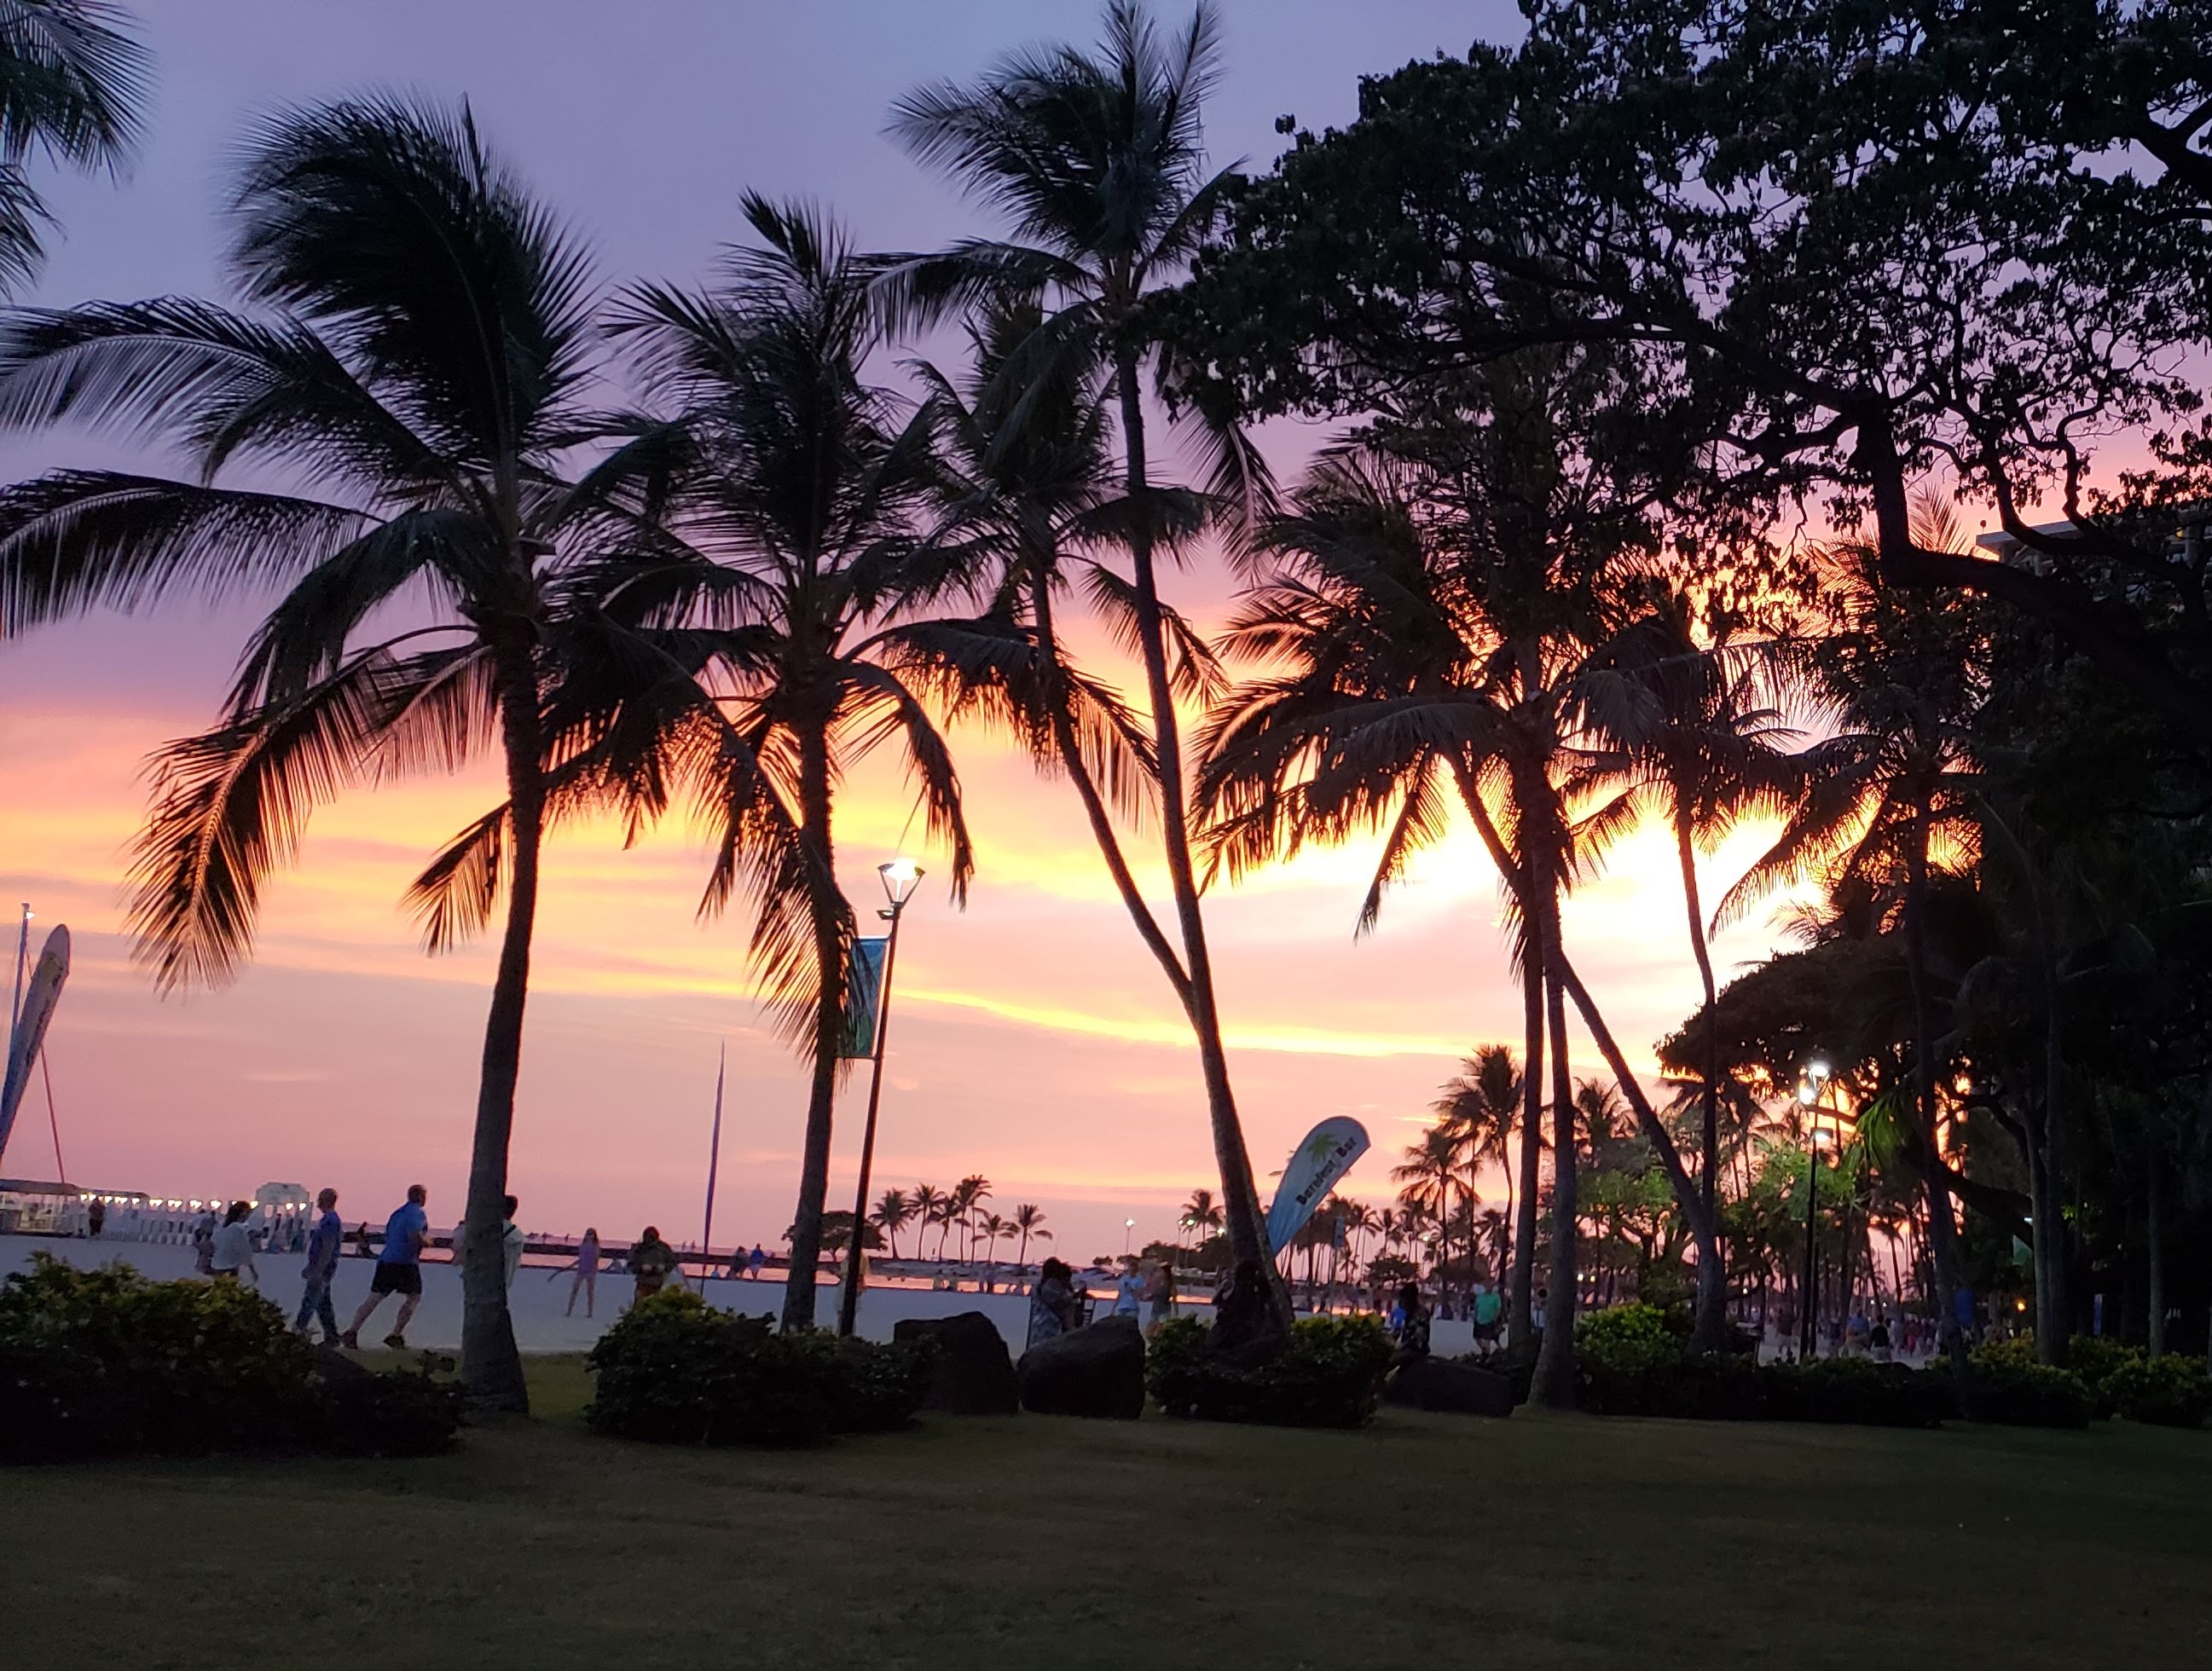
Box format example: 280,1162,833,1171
1124,1217,1137,1258
1798,1058,1833,1359
836,859,924,1338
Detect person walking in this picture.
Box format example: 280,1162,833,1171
192,1207,217,1275
562,1227,601,1318
746,1243,766,1281
628,1226,677,1304
295,1188,344,1343
500,1195,525,1290
209,1201,258,1284
1113,1259,1146,1319
341,1184,429,1350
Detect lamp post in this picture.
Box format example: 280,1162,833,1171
836,859,923,1339
1798,1058,1832,1359
1124,1217,1137,1258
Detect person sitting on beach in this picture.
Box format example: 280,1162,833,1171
629,1226,678,1304
1028,1258,1077,1348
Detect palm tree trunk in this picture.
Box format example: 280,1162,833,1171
1905,802,1974,1402
459,646,543,1414
1532,957,1578,1408
1114,350,1277,1321
780,723,845,1333
1675,812,1731,1353
2147,1159,2166,1356
1513,924,1545,1362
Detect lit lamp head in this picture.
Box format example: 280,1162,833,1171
1808,1058,1833,1084
1797,1080,1819,1107
877,858,924,908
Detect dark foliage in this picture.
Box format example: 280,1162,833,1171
1146,1314,1393,1428
0,1253,461,1462
584,1288,934,1448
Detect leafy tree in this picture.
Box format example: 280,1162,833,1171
1176,0,2212,730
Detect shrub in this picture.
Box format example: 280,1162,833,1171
0,1253,462,1462
585,1287,932,1447
1576,1304,1687,1376
2064,1337,2146,1417
312,1367,466,1457
2103,1354,2212,1429
1757,1357,1949,1428
1147,1315,1393,1429
1965,1346,2094,1429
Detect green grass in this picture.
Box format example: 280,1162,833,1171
8,1357,2210,1668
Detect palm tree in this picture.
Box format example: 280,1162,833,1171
1719,525,1989,1385
870,1188,915,1260
1178,1186,1224,1250
1616,585,1798,1338
0,3,148,294
947,1173,993,1263
884,2,1283,1304
600,198,974,1332
0,98,654,1412
1200,426,1734,1399
975,1211,1014,1285
1433,1044,1522,1295
910,1182,945,1262
1393,1126,1462,1284
1011,1201,1052,1272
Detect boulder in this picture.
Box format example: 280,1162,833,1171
893,1310,1020,1416
1018,1314,1146,1419
1386,1356,1517,1418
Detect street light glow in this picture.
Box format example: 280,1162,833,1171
878,858,923,906
1798,1080,1819,1106
1807,1057,1832,1083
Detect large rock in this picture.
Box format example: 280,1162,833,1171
893,1310,1019,1416
1017,1315,1145,1419
1387,1356,1516,1418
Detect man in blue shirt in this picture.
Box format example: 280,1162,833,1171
294,1187,345,1344
340,1183,430,1351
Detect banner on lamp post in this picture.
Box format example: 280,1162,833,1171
0,924,69,1165
1265,1115,1370,1255
839,937,889,1059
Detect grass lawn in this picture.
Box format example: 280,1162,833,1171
6,1356,2209,1668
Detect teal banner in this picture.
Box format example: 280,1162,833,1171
839,936,889,1059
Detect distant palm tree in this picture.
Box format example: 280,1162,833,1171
602,198,974,1331
947,1173,992,1263
1178,1186,1224,1250
976,1210,1014,1284
1433,1045,1522,1294
1393,1127,1462,1282
1011,1202,1052,1272
885,2,1283,1299
0,98,652,1413
870,1188,915,1260
910,1182,945,1260
0,3,148,293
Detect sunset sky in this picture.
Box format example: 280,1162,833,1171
0,0,1810,1260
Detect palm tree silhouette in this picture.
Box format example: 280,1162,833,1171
947,1174,992,1263
0,3,148,294
599,198,973,1330
883,3,1282,1301
1178,1186,1224,1250
870,1188,914,1261
1011,1202,1052,1273
1433,1045,1522,1296
0,98,661,1410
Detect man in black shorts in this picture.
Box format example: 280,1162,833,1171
341,1183,429,1350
